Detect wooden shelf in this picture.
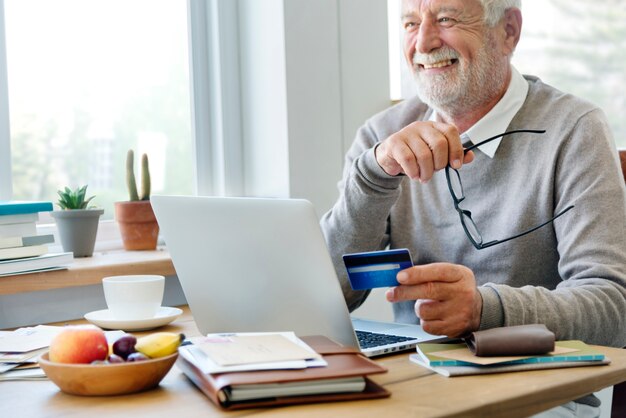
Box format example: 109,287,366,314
0,248,176,296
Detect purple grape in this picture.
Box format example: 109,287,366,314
112,335,137,359
108,353,125,363
126,352,149,362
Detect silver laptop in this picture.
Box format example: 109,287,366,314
151,195,443,357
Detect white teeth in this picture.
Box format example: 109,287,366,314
422,59,453,69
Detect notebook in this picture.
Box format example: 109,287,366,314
151,195,444,357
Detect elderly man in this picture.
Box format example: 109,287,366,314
321,1,626,416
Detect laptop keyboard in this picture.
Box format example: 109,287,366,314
355,330,416,349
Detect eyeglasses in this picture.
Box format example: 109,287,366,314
445,129,575,250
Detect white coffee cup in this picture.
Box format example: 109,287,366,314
102,275,165,320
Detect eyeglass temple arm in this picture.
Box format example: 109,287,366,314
464,129,546,154
479,204,575,249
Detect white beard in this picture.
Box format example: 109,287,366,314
412,35,508,117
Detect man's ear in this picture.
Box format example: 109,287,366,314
502,8,522,54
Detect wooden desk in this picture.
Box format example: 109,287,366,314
3,307,626,418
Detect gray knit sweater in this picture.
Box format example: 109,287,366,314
321,75,626,348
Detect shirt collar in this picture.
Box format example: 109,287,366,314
429,66,529,158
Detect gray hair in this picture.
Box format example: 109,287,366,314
479,0,521,26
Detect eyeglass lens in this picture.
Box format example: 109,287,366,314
449,169,464,201
461,212,482,244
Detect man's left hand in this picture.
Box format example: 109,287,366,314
385,263,483,337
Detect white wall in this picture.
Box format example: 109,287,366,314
338,0,391,155
239,0,290,199
237,0,390,216
282,0,343,213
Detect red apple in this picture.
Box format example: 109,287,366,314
48,325,108,364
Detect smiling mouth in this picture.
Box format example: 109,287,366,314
420,59,457,70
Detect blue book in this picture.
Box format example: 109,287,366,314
0,201,54,216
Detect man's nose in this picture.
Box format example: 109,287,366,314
415,20,443,54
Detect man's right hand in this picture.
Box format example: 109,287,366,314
375,121,474,182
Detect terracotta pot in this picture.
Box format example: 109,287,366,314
114,201,159,250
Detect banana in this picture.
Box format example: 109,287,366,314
135,332,185,358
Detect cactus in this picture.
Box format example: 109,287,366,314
126,149,151,201
140,153,151,201
126,150,139,201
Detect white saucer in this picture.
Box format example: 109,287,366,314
84,307,183,331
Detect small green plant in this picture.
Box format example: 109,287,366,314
56,185,96,210
126,149,151,201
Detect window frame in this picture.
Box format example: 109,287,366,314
188,0,244,197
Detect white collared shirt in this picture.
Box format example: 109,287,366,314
430,66,529,158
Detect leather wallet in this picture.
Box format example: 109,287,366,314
465,324,555,357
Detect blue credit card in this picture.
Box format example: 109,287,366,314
342,249,413,290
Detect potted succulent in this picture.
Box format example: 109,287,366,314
51,185,104,257
114,150,159,250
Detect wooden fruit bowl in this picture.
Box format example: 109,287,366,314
38,351,178,396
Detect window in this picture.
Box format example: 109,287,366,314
513,1,626,149
3,0,193,220
387,0,626,149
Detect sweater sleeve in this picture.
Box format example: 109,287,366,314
320,123,404,311
479,109,626,347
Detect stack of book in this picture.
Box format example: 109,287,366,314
177,332,390,410
411,340,610,377
0,201,73,276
